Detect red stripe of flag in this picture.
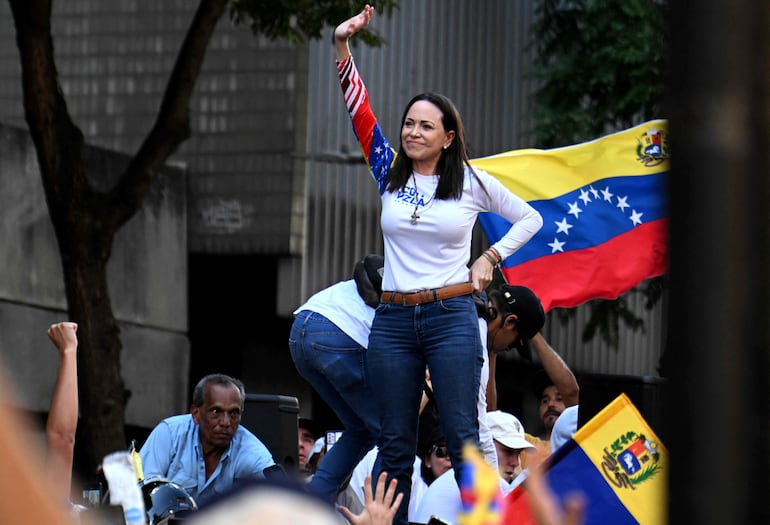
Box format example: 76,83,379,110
501,219,667,311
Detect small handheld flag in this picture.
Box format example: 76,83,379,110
457,444,505,525
503,394,668,525
129,439,144,482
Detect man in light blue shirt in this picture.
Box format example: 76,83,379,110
139,373,276,507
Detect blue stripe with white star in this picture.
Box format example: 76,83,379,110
480,172,666,265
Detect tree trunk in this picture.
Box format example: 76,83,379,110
63,225,128,473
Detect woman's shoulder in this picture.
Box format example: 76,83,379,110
461,164,495,193
465,163,492,179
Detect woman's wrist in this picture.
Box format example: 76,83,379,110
481,251,498,267
488,246,502,263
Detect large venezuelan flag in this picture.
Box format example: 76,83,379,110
503,394,668,525
470,121,668,311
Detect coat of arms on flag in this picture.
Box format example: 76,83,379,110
503,394,668,525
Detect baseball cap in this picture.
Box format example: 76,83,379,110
308,436,326,462
499,285,545,353
298,418,322,441
550,405,579,451
486,410,535,451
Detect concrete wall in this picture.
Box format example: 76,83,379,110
0,123,189,428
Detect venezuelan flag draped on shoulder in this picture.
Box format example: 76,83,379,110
503,394,668,525
471,121,669,311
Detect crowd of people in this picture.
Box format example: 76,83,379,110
15,4,588,525
33,313,578,525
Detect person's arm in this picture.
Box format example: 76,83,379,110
45,322,79,502
477,337,498,467
530,333,579,407
333,5,394,193
469,171,543,291
481,170,544,262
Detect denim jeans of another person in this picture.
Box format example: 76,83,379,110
368,294,483,525
289,310,380,503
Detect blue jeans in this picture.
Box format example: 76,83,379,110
368,295,483,525
288,310,380,504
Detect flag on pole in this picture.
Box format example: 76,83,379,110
502,394,668,525
471,120,668,311
129,440,144,482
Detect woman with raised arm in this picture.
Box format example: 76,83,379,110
333,5,543,524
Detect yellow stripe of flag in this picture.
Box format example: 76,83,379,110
469,120,669,202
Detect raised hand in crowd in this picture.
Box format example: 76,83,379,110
45,321,79,503
339,472,403,525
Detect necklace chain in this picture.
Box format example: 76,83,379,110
410,172,437,225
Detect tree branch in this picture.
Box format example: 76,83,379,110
9,0,91,224
108,0,229,230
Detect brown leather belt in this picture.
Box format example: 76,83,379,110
380,282,474,307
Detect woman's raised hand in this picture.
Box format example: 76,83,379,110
334,4,375,59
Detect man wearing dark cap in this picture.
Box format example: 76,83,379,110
480,285,578,463
484,284,546,355
298,417,323,474
482,284,547,413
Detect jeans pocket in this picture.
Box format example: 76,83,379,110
312,342,367,390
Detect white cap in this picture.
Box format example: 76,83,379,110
550,405,579,451
308,436,325,461
486,410,535,450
